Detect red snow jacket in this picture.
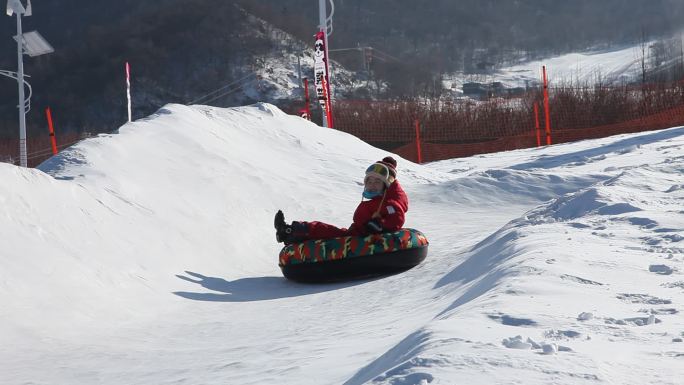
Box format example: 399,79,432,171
350,180,409,236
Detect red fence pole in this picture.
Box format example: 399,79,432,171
45,107,58,155
542,66,552,145
322,76,333,128
414,119,423,164
534,102,541,147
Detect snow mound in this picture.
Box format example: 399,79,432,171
1,101,683,385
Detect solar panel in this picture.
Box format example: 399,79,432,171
13,30,53,57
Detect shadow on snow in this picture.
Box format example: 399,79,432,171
173,271,373,302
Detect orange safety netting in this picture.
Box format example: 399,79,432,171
4,82,684,168
332,82,684,163
0,132,86,168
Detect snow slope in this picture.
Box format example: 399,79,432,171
444,43,657,92
1,103,682,384
502,44,644,86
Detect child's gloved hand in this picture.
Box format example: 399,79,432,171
365,219,383,234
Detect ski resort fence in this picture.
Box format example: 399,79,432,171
2,81,684,168
0,132,88,168
332,81,684,163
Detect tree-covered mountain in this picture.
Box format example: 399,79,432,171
1,0,682,138
0,0,304,137
247,0,684,94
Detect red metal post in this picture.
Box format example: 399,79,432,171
542,66,552,145
534,102,541,147
322,76,333,128
414,119,423,164
45,107,58,155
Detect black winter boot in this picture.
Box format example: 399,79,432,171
274,210,291,243
274,210,309,245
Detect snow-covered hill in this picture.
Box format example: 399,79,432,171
443,40,682,94
1,103,682,384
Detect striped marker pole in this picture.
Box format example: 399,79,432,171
126,62,132,123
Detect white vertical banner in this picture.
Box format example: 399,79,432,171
313,31,333,128
125,61,132,123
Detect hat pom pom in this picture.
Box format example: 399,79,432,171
382,156,397,168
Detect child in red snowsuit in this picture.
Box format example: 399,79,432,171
275,156,409,244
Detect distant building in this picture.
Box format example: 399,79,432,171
476,61,495,72
506,87,526,97
461,82,527,100
462,82,491,99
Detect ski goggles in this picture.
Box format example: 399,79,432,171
365,163,394,186
365,163,389,178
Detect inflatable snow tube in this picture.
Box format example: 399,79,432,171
278,228,428,283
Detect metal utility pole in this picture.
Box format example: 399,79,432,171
318,0,333,47
6,0,53,167
16,15,27,167
9,0,28,167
